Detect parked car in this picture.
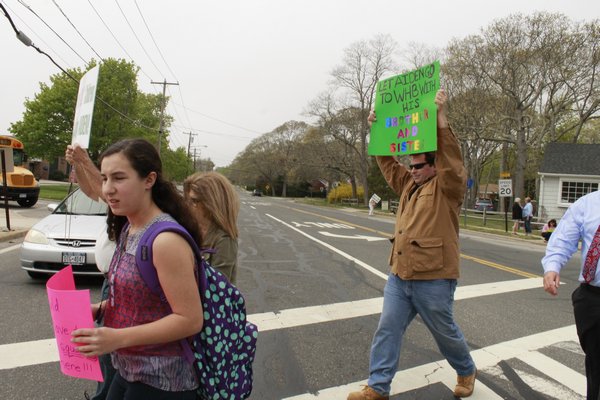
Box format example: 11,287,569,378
20,188,107,279
474,198,495,212
252,189,262,197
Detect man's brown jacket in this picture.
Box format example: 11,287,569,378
376,127,467,280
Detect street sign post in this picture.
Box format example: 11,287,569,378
498,179,513,232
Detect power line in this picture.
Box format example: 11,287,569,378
16,0,87,64
84,0,153,83
133,0,177,81
1,3,158,135
3,1,195,154
132,0,198,139
170,123,256,140
51,0,103,61
1,0,71,68
170,100,263,134
114,0,164,80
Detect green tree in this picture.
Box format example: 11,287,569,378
10,58,169,162
161,146,191,182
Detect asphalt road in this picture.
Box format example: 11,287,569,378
0,193,586,399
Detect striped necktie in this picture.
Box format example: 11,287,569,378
582,225,600,283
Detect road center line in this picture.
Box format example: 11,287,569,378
461,253,540,279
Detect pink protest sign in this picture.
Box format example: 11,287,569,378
46,266,103,382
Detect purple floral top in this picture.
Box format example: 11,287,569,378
103,214,198,391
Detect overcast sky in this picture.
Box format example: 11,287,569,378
1,0,599,167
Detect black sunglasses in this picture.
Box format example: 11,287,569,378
408,162,428,170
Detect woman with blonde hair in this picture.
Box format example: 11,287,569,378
184,172,240,283
512,197,523,235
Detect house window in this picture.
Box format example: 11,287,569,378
560,181,598,204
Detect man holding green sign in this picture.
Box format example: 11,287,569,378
348,75,476,399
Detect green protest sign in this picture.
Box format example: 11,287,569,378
368,61,440,156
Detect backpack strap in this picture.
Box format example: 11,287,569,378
135,220,203,364
136,221,203,298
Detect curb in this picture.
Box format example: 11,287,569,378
0,229,28,242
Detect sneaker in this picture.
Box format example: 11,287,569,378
347,385,389,400
454,369,477,398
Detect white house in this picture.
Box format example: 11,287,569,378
538,142,600,221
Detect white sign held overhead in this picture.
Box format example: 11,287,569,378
498,179,513,198
369,193,381,204
71,66,100,149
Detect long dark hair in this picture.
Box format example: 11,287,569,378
99,138,201,245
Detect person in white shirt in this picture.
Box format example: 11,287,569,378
541,190,600,400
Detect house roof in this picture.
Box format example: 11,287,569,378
539,142,600,176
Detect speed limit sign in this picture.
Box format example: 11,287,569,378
498,179,513,198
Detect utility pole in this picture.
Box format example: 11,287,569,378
151,79,179,155
184,131,196,158
191,145,208,173
193,148,197,173
184,131,196,175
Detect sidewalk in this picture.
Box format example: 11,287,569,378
0,203,46,242
0,180,69,243
0,214,35,242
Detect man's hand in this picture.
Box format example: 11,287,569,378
65,144,90,165
435,89,449,129
543,271,560,296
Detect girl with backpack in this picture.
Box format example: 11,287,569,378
71,139,203,399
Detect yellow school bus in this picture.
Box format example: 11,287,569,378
0,135,40,207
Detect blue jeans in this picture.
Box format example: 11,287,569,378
524,217,532,234
367,274,475,395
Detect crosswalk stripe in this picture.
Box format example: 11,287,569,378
0,339,57,370
283,325,579,399
0,278,545,370
517,351,586,396
250,277,543,332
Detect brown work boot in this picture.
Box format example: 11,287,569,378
347,385,389,400
454,369,477,398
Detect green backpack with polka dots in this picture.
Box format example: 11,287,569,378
136,221,258,400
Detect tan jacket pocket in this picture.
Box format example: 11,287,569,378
409,237,443,272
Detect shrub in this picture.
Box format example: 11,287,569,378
327,183,364,203
48,170,67,182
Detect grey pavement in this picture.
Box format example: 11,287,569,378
0,197,549,248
